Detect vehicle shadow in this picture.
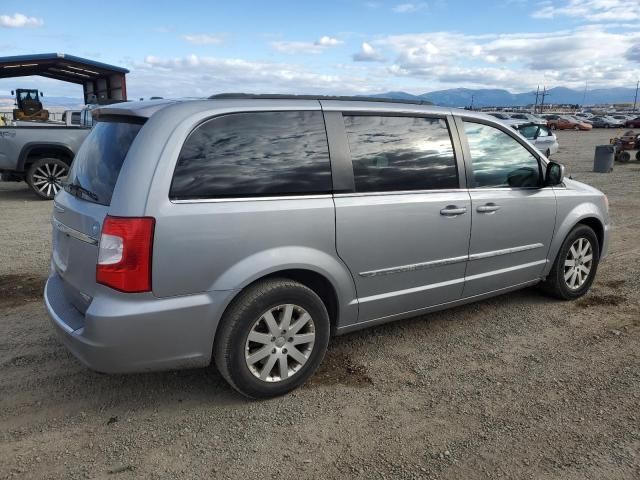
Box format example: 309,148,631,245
0,184,43,201
10,285,552,411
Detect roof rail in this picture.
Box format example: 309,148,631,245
207,93,434,106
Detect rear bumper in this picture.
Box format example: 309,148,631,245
45,272,236,373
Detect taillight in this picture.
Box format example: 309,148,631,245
96,216,155,293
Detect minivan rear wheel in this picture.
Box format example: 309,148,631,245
541,224,600,300
214,278,330,399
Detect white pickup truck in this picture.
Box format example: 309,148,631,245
0,108,94,199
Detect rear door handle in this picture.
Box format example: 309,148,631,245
477,204,501,214
440,206,467,216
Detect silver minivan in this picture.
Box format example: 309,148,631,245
45,95,609,398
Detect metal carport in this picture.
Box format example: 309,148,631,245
0,53,128,104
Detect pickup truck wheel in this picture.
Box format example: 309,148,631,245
26,158,69,200
541,224,600,300
214,278,330,399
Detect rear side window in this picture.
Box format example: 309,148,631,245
170,111,331,199
463,122,541,188
518,124,539,139
343,115,458,192
65,119,143,205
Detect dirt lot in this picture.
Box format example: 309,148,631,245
1,128,639,479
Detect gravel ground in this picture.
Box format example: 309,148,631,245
1,128,639,479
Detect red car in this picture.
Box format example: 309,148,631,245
624,117,640,128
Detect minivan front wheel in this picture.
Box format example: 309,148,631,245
214,278,330,398
542,224,600,300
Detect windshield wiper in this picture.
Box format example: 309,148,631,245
64,182,99,202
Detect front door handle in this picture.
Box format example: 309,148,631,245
440,206,467,216
477,203,501,214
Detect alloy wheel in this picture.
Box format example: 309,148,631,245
244,304,316,382
31,162,68,197
563,237,593,290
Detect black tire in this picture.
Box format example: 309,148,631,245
541,224,600,300
635,151,640,161
214,278,330,399
26,157,69,200
618,151,631,163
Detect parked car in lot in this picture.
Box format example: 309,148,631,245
513,122,559,157
624,116,640,128
543,114,592,131
0,107,93,199
45,95,610,398
611,115,632,123
509,113,546,123
487,112,512,121
591,116,625,128
568,115,592,125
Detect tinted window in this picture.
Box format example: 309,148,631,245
65,120,143,205
464,122,541,188
518,124,539,139
170,111,330,199
344,116,458,192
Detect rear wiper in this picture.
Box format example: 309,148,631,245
64,183,99,202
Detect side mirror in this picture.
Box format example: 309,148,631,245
545,161,565,186
11,90,14,95
40,92,44,97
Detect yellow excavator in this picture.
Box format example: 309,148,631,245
11,89,49,121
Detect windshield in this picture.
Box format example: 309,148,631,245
19,90,39,101
65,119,143,205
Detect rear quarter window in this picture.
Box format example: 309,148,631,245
170,110,331,199
65,119,143,205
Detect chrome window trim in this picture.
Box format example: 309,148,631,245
171,194,333,204
334,188,467,198
357,243,544,277
52,218,98,245
469,187,553,192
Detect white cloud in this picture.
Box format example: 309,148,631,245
0,13,43,28
316,36,342,46
182,34,225,45
531,0,640,22
353,42,386,62
133,54,375,97
371,26,640,89
271,36,343,54
393,3,427,13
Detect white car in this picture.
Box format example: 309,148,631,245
513,122,559,157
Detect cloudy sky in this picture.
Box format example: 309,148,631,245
1,0,639,99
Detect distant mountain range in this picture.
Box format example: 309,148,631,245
1,86,638,109
370,87,640,108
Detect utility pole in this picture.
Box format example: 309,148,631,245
533,85,540,114
634,80,639,113
539,86,550,113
